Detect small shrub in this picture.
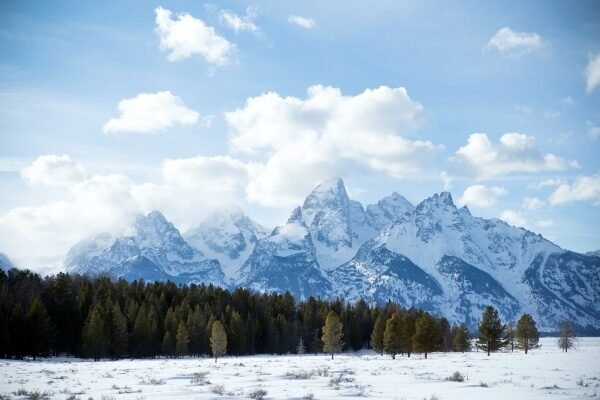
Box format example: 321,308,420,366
577,378,589,387
0,394,12,400
302,393,314,400
247,388,267,399
192,371,209,384
210,385,225,396
479,382,488,388
286,370,315,380
446,371,464,382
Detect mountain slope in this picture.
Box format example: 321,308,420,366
237,207,331,299
65,211,226,287
185,208,269,279
0,252,14,271
336,192,598,330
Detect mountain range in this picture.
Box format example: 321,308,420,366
13,178,600,331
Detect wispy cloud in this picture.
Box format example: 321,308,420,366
288,15,316,29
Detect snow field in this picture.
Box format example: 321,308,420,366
1,337,599,400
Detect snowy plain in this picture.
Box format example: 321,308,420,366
1,337,599,400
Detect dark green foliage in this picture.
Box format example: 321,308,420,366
321,310,344,359
370,314,385,356
81,305,109,361
452,323,471,352
383,314,402,359
0,267,474,360
25,296,56,359
515,313,539,354
477,306,506,356
412,313,439,358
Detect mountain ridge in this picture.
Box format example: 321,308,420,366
62,177,600,330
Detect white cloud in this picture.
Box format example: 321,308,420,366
154,6,235,65
522,197,544,210
535,178,563,188
162,155,249,192
219,7,260,35
225,84,441,207
103,91,199,134
536,219,554,228
288,15,316,29
548,174,600,206
588,124,600,141
586,53,600,94
486,27,546,57
452,132,575,179
21,154,85,187
500,209,527,227
458,184,507,208
563,96,574,105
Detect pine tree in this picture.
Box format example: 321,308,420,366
400,315,415,357
227,310,246,355
452,323,471,352
297,336,306,355
370,314,385,356
109,303,128,359
175,321,189,357
383,315,402,359
504,320,516,352
81,305,109,361
25,296,56,359
438,318,452,352
161,331,175,357
321,311,344,359
515,314,539,354
412,314,438,359
210,320,227,362
131,303,152,357
477,306,505,356
557,319,577,352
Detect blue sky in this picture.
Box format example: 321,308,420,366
0,0,599,265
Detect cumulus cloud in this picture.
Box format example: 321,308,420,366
452,132,575,180
500,209,527,227
588,124,600,141
225,84,441,206
103,91,199,134
486,27,546,57
548,174,600,206
536,219,554,228
288,15,316,29
458,184,507,208
21,154,85,187
586,53,600,94
522,197,544,210
219,7,260,35
155,6,235,65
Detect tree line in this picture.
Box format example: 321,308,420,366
0,268,577,360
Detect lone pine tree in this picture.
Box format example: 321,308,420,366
477,306,505,356
515,314,539,354
412,314,438,359
383,314,402,359
370,314,385,356
557,319,577,352
322,310,344,359
210,320,227,362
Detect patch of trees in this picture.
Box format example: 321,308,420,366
0,268,578,360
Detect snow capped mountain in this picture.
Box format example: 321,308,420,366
60,178,600,330
365,191,414,230
335,191,598,330
300,178,378,271
238,206,331,299
0,252,14,271
65,211,226,287
185,207,269,279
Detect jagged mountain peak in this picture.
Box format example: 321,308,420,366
366,191,414,230
185,207,269,280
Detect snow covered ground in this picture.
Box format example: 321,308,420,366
1,337,599,400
